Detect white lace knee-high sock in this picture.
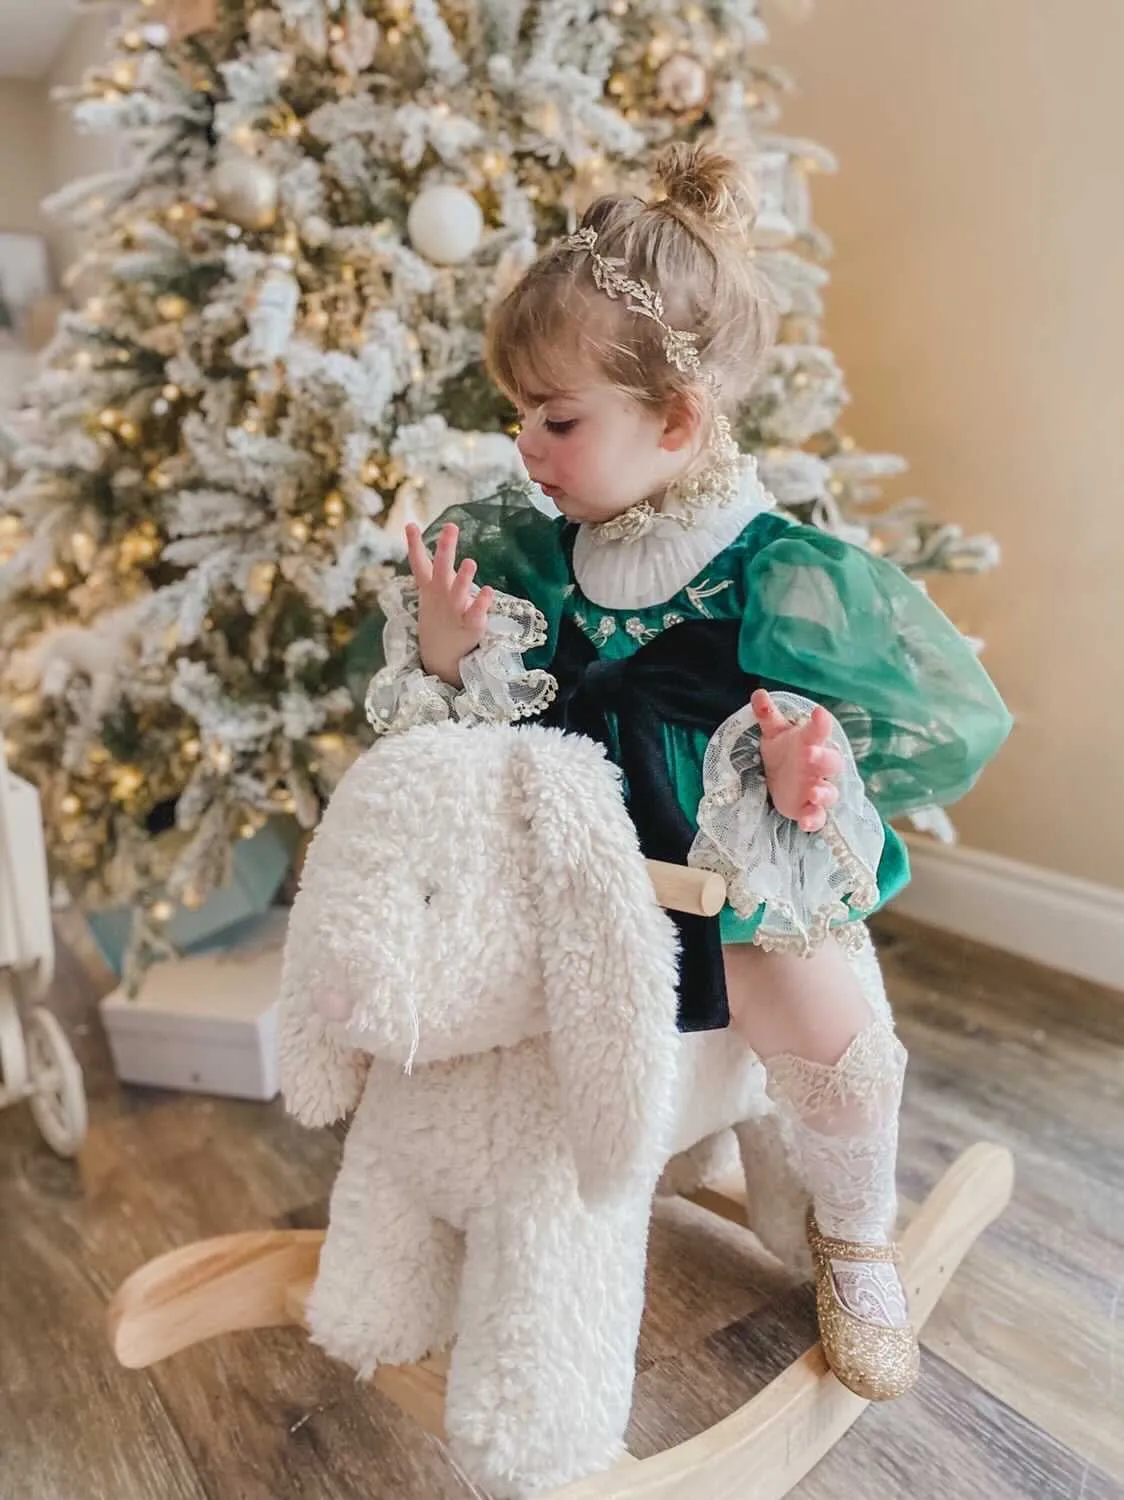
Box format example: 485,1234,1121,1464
765,1022,910,1327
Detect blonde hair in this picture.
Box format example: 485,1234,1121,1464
486,144,777,429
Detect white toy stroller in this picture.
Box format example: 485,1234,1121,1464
0,740,87,1156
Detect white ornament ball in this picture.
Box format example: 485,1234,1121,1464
211,156,280,231
407,185,484,265
656,54,709,112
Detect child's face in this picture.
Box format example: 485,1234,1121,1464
514,379,696,524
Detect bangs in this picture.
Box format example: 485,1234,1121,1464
485,279,594,406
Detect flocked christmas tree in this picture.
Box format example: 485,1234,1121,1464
0,0,998,981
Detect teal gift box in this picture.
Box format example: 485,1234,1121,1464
86,817,304,976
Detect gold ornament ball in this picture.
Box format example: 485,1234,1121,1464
324,490,345,520
656,54,709,112
211,156,280,231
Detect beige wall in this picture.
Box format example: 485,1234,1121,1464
0,81,52,246
773,0,1124,890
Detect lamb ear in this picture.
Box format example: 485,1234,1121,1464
516,730,682,1204
277,887,369,1128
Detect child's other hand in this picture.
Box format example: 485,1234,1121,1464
751,689,843,833
406,522,494,687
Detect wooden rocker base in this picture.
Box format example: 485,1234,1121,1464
108,1141,1013,1500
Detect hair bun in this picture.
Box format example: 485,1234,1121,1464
654,143,758,239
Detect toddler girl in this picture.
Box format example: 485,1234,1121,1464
353,144,1011,1401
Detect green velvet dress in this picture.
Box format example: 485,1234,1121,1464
349,473,1012,954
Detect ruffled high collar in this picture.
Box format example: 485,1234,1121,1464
571,457,773,610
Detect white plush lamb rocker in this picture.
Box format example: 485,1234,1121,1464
108,721,1013,1500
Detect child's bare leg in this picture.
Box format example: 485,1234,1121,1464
723,937,919,1400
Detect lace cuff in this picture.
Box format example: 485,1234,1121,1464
363,574,557,735
688,692,885,956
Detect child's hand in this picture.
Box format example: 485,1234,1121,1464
406,522,494,687
751,689,843,833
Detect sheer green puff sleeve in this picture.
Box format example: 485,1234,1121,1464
738,525,1013,820
344,484,571,728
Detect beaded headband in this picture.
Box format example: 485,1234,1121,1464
558,225,717,389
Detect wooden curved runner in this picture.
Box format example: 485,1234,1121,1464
108,1141,1014,1500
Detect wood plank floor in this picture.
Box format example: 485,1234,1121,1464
1,912,1121,1500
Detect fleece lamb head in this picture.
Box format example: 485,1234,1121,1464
278,720,683,1202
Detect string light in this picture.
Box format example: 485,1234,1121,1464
156,293,190,320
247,559,276,597
287,518,310,543
46,566,68,590
324,491,345,523
113,766,144,798
150,900,175,922
60,794,81,816
71,531,97,571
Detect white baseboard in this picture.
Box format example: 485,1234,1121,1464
892,838,1124,991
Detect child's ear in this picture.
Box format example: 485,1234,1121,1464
660,391,704,453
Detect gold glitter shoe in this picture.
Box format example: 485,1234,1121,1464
807,1211,920,1402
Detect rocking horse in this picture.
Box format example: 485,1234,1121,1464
107,723,1013,1499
